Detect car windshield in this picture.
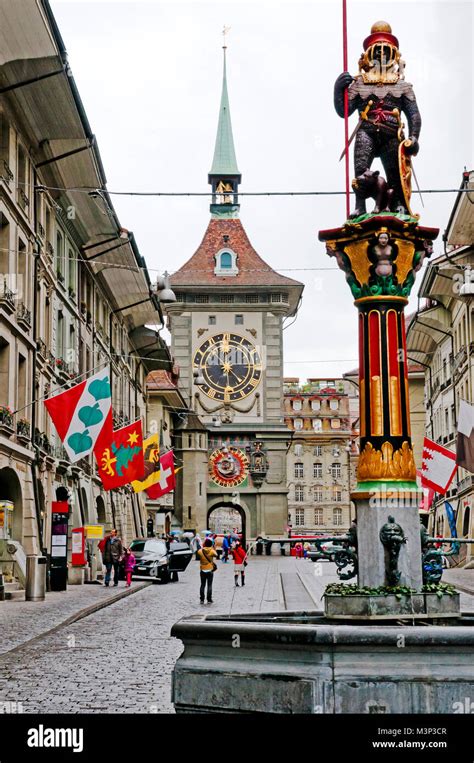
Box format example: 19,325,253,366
130,540,167,556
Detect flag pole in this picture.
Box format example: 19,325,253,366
342,0,350,219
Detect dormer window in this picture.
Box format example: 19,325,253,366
214,248,238,276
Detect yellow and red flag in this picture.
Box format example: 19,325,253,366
131,433,161,493
94,414,145,491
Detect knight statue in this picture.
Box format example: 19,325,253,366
334,20,421,218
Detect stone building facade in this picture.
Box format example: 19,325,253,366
0,1,169,585
407,170,474,561
283,378,358,534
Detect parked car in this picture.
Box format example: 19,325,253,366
122,538,192,583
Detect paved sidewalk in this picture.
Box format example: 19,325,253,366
0,580,149,656
442,568,474,596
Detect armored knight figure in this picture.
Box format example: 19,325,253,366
334,20,421,217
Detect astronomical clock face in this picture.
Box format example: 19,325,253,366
209,447,249,488
193,332,262,402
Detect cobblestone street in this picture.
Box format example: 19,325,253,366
1,556,474,714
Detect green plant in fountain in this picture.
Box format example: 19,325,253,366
325,582,457,599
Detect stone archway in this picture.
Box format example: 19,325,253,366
207,503,247,545
0,467,23,542
96,495,106,526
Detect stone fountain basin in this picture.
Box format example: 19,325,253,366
324,592,461,619
171,609,474,713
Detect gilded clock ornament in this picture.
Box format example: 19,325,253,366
209,446,249,488
193,332,262,402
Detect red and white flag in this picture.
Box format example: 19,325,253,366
420,437,457,495
456,399,474,474
146,449,176,499
44,371,111,463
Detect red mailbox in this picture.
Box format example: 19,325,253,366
71,527,86,566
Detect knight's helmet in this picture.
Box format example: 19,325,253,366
359,21,402,82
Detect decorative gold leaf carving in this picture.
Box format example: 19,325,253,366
357,440,416,481
344,240,372,286
394,239,415,285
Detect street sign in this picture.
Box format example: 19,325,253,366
84,524,104,540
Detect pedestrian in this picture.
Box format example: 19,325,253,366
221,532,232,563
101,529,123,587
123,547,136,587
232,540,248,587
303,542,311,559
294,541,304,559
197,538,217,604
191,533,202,560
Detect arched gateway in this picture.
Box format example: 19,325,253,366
207,503,246,545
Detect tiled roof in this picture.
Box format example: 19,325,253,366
170,218,302,288
146,370,179,391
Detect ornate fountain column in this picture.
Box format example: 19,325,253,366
319,215,438,588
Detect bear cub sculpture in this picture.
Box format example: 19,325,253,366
351,169,395,217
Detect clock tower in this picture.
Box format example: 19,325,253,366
166,47,303,540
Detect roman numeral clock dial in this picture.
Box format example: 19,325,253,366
193,332,262,401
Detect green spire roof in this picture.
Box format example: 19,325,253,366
209,49,240,178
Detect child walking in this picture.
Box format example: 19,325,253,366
123,547,136,587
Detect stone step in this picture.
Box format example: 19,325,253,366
5,588,26,601
4,581,22,591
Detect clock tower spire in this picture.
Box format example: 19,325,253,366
208,39,241,217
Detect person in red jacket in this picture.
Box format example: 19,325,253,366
232,540,248,587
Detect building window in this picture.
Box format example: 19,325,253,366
219,294,234,303
294,444,303,456
208,315,216,325
311,399,321,411
314,507,323,525
292,399,302,411
294,418,303,431
235,314,244,325
295,485,304,502
295,508,305,526
294,462,304,479
331,462,342,478
333,486,342,502
463,507,470,537
333,508,343,526
330,399,339,411
214,248,238,276
332,445,341,456
313,419,322,431
314,486,323,502
313,462,322,478
313,445,322,456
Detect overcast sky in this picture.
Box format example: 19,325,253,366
51,0,473,381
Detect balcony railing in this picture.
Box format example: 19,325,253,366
16,419,30,440
34,430,53,455
113,410,130,428
0,282,15,310
0,407,14,430
1,160,14,187
17,302,31,329
453,346,468,376
18,188,30,212
458,475,474,494
36,338,47,358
